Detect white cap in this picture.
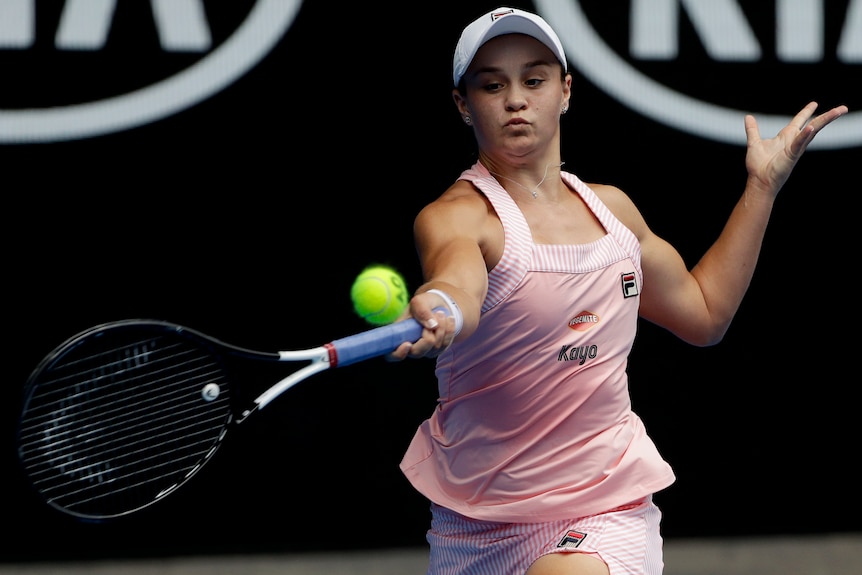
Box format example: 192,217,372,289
453,7,567,86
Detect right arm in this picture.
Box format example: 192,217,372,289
388,181,497,360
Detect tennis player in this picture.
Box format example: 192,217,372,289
388,7,847,575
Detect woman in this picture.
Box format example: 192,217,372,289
388,7,847,575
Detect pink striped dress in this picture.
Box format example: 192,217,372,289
400,162,676,523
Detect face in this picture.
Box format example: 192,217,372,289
454,34,571,160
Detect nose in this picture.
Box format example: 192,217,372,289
505,86,528,111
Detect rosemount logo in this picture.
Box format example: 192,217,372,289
535,0,861,150
0,0,303,143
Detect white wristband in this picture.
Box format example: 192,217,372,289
426,289,464,336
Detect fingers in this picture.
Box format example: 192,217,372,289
409,310,453,358
745,102,848,159
792,102,849,136
790,101,820,131
749,102,848,145
385,310,454,362
789,103,849,156
743,113,761,145
809,104,849,133
385,341,414,362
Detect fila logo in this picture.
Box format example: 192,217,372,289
535,0,861,149
557,530,588,549
621,272,639,298
0,0,304,143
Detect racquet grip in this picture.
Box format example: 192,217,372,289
330,307,449,367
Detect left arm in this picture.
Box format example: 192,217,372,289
637,102,848,346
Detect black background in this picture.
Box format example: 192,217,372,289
4,0,859,563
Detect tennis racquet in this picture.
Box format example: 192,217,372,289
16,314,437,521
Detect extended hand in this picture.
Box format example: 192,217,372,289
744,102,849,196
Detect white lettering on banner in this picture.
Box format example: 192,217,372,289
631,0,760,60
53,0,211,51
535,0,861,150
0,0,32,48
838,0,862,62
0,0,212,51
0,0,303,143
776,0,822,62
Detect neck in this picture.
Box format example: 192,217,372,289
485,161,565,199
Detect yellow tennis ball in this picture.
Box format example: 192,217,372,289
351,265,409,326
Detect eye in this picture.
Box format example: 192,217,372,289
525,78,545,87
482,81,504,92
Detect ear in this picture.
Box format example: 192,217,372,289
452,88,471,123
561,74,572,112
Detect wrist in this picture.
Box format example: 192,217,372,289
425,289,464,336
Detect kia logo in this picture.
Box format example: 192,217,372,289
536,0,861,149
0,0,303,143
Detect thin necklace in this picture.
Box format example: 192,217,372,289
488,162,565,198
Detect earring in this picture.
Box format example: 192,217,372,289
561,106,568,115
464,116,473,125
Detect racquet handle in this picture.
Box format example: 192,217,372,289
330,307,449,367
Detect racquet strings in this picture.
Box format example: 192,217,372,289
17,325,233,519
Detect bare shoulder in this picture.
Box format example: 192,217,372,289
416,179,493,228
415,179,504,266
584,181,634,210
583,181,648,237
